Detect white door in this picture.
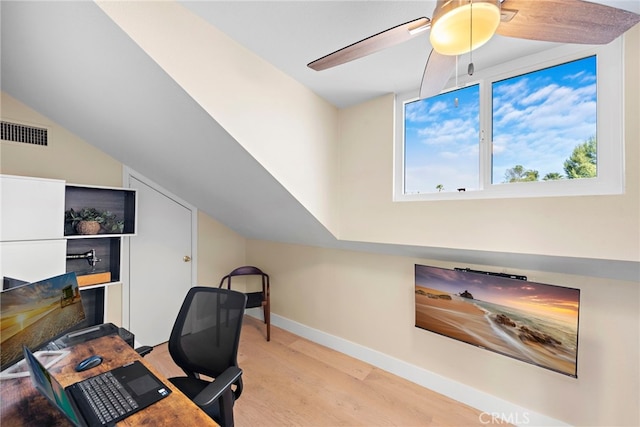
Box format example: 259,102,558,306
127,175,194,346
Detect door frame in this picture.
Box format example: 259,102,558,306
121,167,198,330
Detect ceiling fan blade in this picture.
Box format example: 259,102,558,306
419,49,456,100
498,0,640,45
308,17,430,71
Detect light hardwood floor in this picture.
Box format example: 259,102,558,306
145,316,505,426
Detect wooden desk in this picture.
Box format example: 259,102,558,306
0,335,218,426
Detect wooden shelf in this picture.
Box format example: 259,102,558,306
77,272,112,287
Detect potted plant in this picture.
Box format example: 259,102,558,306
100,210,126,233
64,207,125,235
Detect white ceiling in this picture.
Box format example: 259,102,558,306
1,1,638,280
178,0,555,108
177,0,639,108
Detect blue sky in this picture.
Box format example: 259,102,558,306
405,84,480,193
404,56,597,193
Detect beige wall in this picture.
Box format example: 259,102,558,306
338,27,640,262
196,211,247,286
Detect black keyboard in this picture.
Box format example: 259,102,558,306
77,371,139,424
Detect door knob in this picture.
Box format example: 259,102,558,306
183,255,192,262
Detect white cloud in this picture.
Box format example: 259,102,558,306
429,100,448,115
520,83,559,105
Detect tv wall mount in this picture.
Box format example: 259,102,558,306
454,267,527,281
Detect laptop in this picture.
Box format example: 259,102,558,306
22,346,171,427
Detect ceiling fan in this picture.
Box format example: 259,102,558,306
307,0,640,99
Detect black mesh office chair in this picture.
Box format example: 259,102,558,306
219,266,270,341
167,287,247,427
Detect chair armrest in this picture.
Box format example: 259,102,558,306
192,366,243,407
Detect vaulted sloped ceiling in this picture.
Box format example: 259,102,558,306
1,1,637,281
1,0,337,247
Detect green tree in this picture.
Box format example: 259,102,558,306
564,136,596,179
543,172,563,181
436,184,444,192
504,165,526,182
504,165,539,183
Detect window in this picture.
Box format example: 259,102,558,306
492,56,596,185
404,84,480,194
394,39,623,201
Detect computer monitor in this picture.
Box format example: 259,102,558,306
2,276,29,290
0,272,86,375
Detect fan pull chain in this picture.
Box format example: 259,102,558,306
468,0,475,76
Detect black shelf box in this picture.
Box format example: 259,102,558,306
64,185,136,236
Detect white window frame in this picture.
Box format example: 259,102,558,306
394,37,624,201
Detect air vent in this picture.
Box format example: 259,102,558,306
1,121,48,146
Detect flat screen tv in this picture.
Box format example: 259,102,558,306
415,264,580,377
0,272,86,372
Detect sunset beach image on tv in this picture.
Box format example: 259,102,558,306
415,264,580,377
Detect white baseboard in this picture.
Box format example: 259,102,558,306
246,309,569,427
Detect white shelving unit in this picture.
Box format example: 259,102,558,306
1,174,137,326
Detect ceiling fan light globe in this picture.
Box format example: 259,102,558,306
430,1,501,56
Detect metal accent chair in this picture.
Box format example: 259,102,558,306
167,287,247,427
219,266,270,341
